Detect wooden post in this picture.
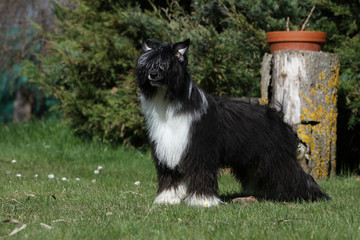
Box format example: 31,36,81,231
261,50,340,179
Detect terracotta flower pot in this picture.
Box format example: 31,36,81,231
266,31,327,54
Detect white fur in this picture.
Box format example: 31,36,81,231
188,80,193,99
137,51,151,67
184,193,222,207
142,42,152,52
177,47,188,55
154,183,187,204
140,87,204,169
198,87,208,110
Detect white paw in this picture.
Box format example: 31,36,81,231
184,194,222,207
154,184,187,205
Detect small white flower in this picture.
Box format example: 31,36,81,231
48,174,54,179
75,178,80,181
204,202,209,207
43,142,50,148
134,181,140,185
106,212,113,216
34,174,39,178
61,177,67,181
97,166,103,170
11,159,17,164
16,174,22,178
94,170,100,174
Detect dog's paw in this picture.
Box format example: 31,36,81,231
184,194,222,207
154,185,187,205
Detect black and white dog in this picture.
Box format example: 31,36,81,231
136,39,330,207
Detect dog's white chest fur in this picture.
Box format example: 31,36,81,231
140,88,199,169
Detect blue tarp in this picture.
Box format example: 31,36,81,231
0,27,56,122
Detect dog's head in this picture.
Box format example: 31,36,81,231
136,39,190,88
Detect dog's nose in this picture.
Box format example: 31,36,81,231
149,72,159,80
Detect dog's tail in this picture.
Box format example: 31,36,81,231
279,167,331,202
270,163,331,202
302,172,331,201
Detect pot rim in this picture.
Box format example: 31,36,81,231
266,31,327,43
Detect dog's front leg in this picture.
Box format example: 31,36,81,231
184,168,222,207
153,162,187,205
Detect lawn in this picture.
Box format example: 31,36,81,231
0,120,359,239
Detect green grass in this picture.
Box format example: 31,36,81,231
0,120,359,239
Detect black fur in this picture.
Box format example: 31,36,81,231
136,39,330,206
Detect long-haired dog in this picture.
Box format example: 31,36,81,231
136,39,330,207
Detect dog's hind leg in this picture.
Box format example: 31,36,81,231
232,166,264,198
153,163,187,204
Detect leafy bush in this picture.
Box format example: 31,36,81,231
337,36,360,128
23,0,267,146
23,2,168,146
24,0,359,161
149,1,265,97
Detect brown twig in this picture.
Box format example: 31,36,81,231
274,218,309,224
301,6,316,31
286,17,290,31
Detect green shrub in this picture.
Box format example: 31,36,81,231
23,0,267,146
336,36,360,128
23,2,168,146
150,1,265,97
23,0,359,156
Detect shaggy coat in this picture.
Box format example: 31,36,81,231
136,39,330,207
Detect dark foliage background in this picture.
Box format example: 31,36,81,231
18,0,359,171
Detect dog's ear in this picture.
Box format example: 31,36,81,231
142,39,153,52
174,39,190,62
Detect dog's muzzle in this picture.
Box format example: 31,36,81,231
148,71,163,86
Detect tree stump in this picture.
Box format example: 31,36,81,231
261,50,340,179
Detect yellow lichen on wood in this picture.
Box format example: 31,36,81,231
325,95,331,105
260,97,268,105
310,88,316,96
315,82,325,91
319,71,326,80
297,126,311,143
260,51,340,179
297,65,339,179
260,77,268,105
327,65,340,88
